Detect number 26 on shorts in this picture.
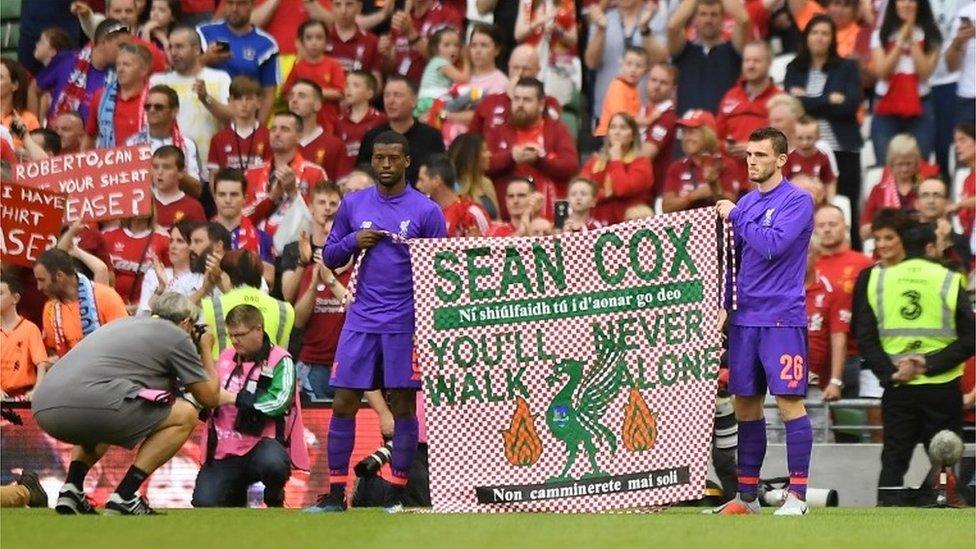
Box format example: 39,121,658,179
779,354,805,389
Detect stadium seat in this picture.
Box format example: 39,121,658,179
862,237,875,256
861,165,883,209
831,194,852,228
953,167,971,203
830,408,870,442
860,139,876,171
0,0,20,20
0,22,19,59
769,53,794,86
948,143,957,177
860,114,871,141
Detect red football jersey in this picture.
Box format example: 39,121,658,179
296,267,350,364
283,57,346,133
154,192,206,229
335,107,386,175
298,127,344,180
206,123,272,173
325,24,381,74
640,100,678,196
815,249,872,356
102,227,170,304
85,87,144,144
805,274,847,388
784,149,836,186
442,196,491,237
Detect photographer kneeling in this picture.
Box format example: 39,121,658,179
192,304,308,508
32,292,221,515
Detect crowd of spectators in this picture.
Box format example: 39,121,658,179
0,0,974,473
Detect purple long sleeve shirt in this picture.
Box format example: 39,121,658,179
325,185,447,333
725,179,814,327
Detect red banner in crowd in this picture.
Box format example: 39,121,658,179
0,182,66,267
13,145,153,223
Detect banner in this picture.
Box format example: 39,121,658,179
14,145,152,223
0,182,66,267
411,209,722,512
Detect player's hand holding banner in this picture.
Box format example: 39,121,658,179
408,208,722,512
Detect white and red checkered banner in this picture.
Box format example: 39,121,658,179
408,208,722,513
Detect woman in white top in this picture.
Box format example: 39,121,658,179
138,220,206,315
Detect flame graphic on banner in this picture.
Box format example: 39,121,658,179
622,388,658,452
501,397,543,466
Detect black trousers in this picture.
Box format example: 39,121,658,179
833,150,863,250
192,438,291,507
879,381,963,487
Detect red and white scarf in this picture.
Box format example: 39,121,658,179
51,47,94,126
235,216,261,255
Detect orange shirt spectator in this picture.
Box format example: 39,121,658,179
42,284,128,355
1,317,49,398
595,77,642,136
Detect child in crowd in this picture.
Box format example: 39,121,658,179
336,71,387,177
783,116,836,200
207,76,272,179
140,0,181,52
529,217,555,236
282,20,346,133
0,275,50,401
563,177,604,232
152,145,206,230
624,203,654,221
416,27,473,118
32,27,73,125
595,46,648,136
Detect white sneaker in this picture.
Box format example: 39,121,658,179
773,491,809,516
702,494,762,515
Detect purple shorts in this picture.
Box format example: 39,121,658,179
331,330,419,390
728,325,808,397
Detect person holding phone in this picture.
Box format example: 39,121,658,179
579,112,653,225
482,77,578,221
197,0,280,123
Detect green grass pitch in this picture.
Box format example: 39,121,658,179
2,507,974,549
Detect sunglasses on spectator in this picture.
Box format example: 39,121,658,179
144,103,169,111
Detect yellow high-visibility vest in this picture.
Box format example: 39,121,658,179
201,286,295,358
866,259,965,385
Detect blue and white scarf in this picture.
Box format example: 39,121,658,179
51,273,101,355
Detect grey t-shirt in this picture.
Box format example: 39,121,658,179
32,317,208,412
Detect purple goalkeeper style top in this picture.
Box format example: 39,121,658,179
724,179,814,328
36,50,109,123
324,184,447,333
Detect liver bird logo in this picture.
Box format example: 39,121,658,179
543,343,625,482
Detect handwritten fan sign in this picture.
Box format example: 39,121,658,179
0,182,65,267
14,145,152,223
409,209,722,513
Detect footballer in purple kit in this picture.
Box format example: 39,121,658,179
304,131,447,514
710,127,815,516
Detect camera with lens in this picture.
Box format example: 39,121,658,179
355,441,393,477
191,323,208,347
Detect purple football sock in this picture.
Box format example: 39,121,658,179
784,415,812,499
327,416,356,482
736,418,767,500
390,417,419,484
